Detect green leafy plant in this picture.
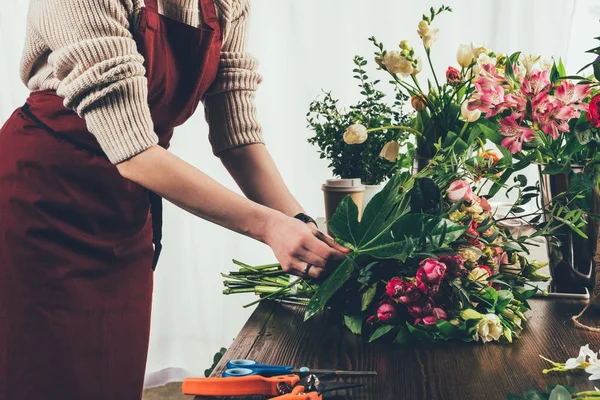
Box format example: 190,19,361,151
204,347,228,377
307,55,413,185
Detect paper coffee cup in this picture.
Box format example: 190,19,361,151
322,178,365,236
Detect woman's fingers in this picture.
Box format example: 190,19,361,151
311,227,351,258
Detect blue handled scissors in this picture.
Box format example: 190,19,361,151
222,359,304,377
222,359,377,378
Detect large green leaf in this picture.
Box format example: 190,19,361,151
358,172,411,245
548,386,571,400
359,214,466,259
328,196,360,247
304,256,358,321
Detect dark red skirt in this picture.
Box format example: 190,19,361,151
0,100,154,399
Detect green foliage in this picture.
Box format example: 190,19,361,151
307,56,412,185
505,385,578,400
204,347,228,377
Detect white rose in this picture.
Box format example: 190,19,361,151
456,44,475,68
461,101,481,122
467,267,489,284
379,141,400,162
473,314,503,343
382,51,413,76
343,124,368,144
417,20,430,37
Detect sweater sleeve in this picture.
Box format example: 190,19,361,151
204,0,264,156
27,0,158,164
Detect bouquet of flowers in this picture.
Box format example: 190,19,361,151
223,153,557,344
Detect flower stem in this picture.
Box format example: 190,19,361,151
366,125,423,138
426,48,442,93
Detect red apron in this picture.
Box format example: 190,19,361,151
0,0,221,398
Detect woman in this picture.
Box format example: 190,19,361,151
0,1,348,399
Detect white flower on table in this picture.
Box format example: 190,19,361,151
474,314,503,343
565,344,597,370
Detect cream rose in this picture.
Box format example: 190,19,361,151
473,314,503,343
382,51,414,76
343,124,368,144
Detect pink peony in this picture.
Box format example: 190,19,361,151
416,259,447,287
376,303,397,322
447,180,473,203
439,255,465,276
399,282,427,305
385,277,407,298
498,113,535,154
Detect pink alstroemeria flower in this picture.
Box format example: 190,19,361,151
498,113,535,154
555,81,591,112
468,84,510,118
520,70,551,97
537,102,578,140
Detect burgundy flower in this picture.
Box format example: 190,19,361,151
376,303,397,322
399,282,427,304
416,259,447,287
407,299,434,318
587,94,600,129
385,277,407,298
414,307,447,325
446,66,462,86
439,255,465,276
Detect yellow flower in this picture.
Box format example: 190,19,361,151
459,247,482,263
456,44,474,68
448,210,465,222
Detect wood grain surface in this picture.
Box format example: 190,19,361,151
198,299,600,400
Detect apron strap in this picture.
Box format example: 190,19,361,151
144,0,159,13
149,191,163,271
199,0,221,39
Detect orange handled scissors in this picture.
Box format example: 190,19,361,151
182,373,365,398
182,374,300,397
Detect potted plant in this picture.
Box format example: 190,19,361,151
307,54,413,220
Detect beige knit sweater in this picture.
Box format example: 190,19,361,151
20,0,263,164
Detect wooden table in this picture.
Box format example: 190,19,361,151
202,299,600,400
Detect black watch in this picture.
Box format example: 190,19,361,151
294,212,317,227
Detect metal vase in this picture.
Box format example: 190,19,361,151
539,165,600,299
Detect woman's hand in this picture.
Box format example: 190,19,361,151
260,213,350,279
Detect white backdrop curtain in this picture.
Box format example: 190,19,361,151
1,0,599,388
